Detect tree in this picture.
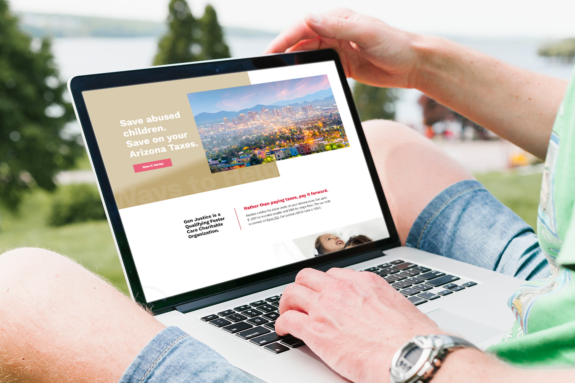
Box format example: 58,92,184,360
153,0,203,65
352,82,398,121
0,0,81,210
200,5,230,60
249,154,262,166
538,38,575,63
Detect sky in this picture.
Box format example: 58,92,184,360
187,75,331,114
9,0,575,38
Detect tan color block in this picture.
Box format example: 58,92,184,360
83,72,279,209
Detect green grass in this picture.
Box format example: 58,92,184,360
0,189,129,295
0,170,542,297
74,151,92,170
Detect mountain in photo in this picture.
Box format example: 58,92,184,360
270,88,333,106
192,88,335,125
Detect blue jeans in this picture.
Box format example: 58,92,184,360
119,180,549,382
406,180,549,280
118,326,253,383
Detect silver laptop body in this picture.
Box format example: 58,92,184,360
156,248,520,382
68,50,522,383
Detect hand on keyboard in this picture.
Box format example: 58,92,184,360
276,267,444,383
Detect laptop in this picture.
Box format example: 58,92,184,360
69,50,522,382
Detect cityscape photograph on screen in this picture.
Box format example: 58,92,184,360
187,75,349,174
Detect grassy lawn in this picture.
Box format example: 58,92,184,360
0,170,542,297
0,189,129,295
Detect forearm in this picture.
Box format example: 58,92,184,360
413,35,568,159
433,348,575,382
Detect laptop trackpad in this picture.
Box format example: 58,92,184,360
426,309,503,346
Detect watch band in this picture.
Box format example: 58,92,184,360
433,334,477,353
390,334,478,383
422,335,477,382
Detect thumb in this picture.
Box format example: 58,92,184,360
304,13,374,46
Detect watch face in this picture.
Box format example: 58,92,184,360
404,346,424,365
397,344,423,371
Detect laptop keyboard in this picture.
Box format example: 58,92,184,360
362,259,476,305
201,294,301,354
199,259,476,354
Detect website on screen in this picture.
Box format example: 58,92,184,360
83,61,389,301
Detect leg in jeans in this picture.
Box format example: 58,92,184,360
362,120,550,280
362,119,474,244
0,248,251,383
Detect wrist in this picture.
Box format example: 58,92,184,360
434,348,497,382
410,34,461,94
388,334,476,383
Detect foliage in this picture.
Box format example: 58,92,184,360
48,184,106,227
249,154,262,165
153,0,202,65
0,0,81,211
538,38,575,62
153,1,230,65
352,82,398,121
200,4,230,60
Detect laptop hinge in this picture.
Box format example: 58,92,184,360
173,247,393,314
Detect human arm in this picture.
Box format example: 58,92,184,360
265,9,568,159
276,267,575,382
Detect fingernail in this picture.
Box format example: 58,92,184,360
306,13,321,24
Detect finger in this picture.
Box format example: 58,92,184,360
294,268,336,292
286,38,323,53
304,13,378,48
279,283,317,315
326,267,388,287
264,19,319,53
275,310,310,338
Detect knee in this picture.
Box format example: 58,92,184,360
0,248,86,303
362,119,408,132
0,247,74,279
362,119,423,148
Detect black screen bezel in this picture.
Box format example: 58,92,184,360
69,49,400,314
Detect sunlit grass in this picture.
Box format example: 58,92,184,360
0,189,129,295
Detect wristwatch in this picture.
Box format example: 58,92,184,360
389,334,477,383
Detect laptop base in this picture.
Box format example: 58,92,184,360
156,246,521,383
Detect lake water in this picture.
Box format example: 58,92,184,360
52,35,573,130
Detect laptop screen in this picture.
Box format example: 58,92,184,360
82,60,389,302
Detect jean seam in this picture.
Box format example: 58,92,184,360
416,186,485,249
139,334,190,383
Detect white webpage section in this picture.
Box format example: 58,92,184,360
118,61,388,302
